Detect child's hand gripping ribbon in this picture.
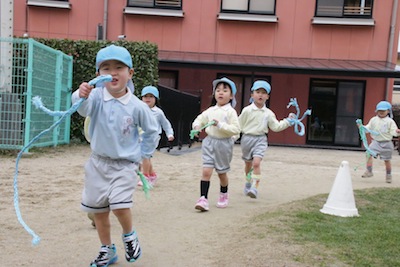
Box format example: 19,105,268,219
14,75,112,246
286,97,312,136
190,121,216,139
356,119,378,158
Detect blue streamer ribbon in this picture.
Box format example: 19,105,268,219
356,119,378,158
286,98,312,136
14,75,112,245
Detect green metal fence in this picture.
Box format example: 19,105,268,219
0,38,73,151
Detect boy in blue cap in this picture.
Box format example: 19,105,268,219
72,44,159,266
360,100,400,183
239,80,294,199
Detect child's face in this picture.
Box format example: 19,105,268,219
142,94,156,108
98,60,134,98
377,109,389,118
214,83,233,106
251,88,269,107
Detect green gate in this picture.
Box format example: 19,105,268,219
0,38,73,151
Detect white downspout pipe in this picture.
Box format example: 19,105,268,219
0,0,14,92
386,0,399,100
103,0,108,40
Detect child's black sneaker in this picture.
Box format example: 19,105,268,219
122,231,142,262
90,244,118,267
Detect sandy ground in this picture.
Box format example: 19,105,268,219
1,143,399,267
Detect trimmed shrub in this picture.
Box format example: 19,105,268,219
34,38,159,142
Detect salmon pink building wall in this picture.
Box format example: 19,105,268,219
12,0,400,147
14,1,399,62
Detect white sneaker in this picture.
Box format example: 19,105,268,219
386,174,392,183
90,244,118,267
247,187,258,199
122,231,141,262
361,171,373,178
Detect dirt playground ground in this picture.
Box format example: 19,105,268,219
1,143,399,267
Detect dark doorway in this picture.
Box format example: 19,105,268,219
158,85,201,148
307,79,364,147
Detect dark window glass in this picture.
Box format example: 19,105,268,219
315,0,373,18
221,0,275,15
127,0,182,9
308,79,365,146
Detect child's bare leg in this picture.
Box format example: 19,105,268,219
244,161,252,176
385,160,392,183
362,156,374,177
113,208,133,234
251,157,262,188
141,158,151,175
252,157,262,175
217,172,228,187
113,208,142,262
94,212,112,245
202,167,213,181
366,156,373,169
385,160,391,173
149,161,155,175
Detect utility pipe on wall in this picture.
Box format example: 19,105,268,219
103,0,108,40
0,0,13,92
385,0,399,100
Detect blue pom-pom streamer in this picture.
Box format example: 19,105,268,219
356,119,378,158
286,98,312,136
13,75,112,245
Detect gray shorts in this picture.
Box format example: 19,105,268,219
81,154,139,213
369,140,394,160
241,134,268,162
202,136,234,174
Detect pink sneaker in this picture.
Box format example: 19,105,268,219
148,173,157,186
195,196,209,211
216,192,229,208
137,179,143,187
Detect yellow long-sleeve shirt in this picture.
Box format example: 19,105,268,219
192,103,241,138
239,103,290,135
365,116,399,141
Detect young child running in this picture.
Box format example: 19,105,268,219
72,44,159,267
192,77,241,211
359,100,400,183
140,85,174,186
239,80,294,199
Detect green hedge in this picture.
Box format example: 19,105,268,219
35,38,159,142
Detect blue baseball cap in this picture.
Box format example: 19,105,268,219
141,86,159,99
376,101,392,111
212,77,237,95
251,80,271,94
96,45,133,71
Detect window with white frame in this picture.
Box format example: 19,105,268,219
221,0,275,15
127,0,182,9
315,0,373,18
